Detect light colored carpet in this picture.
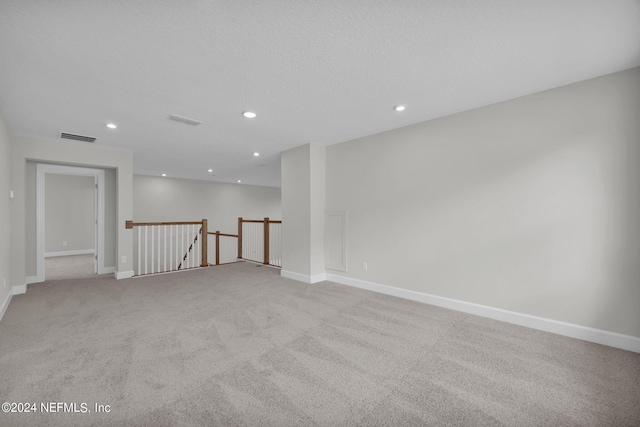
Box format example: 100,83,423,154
1,262,639,426
45,254,95,280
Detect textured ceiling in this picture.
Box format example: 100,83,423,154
1,1,639,188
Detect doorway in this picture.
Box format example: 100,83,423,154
36,164,106,281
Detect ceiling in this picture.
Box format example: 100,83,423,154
1,1,639,188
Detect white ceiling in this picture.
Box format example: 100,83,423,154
1,1,639,188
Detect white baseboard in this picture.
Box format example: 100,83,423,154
321,273,640,354
25,275,39,284
0,292,12,323
45,249,95,258
1,285,28,323
281,270,326,284
101,266,117,275
114,270,134,280
12,284,27,295
310,273,328,283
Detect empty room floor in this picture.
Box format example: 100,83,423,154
1,262,639,426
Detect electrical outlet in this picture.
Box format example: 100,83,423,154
63,241,68,247
362,262,368,271
121,256,127,264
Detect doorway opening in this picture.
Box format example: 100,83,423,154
36,164,106,281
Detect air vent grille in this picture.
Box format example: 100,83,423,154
59,132,96,143
169,114,202,126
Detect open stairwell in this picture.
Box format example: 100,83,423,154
125,217,281,277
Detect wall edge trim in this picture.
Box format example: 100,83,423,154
323,273,640,353
12,284,27,295
114,270,134,280
0,292,12,323
280,270,326,284
45,249,95,258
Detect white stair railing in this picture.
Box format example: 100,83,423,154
268,221,282,267
126,217,281,275
126,220,208,276
177,224,201,270
237,217,282,267
240,220,264,264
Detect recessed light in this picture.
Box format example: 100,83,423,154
237,180,242,183
106,123,117,129
161,173,167,177
253,152,260,157
243,111,257,119
208,169,213,173
393,105,406,112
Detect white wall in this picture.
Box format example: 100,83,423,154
12,135,134,284
322,67,640,338
25,162,36,275
45,174,95,254
281,144,326,280
0,109,12,315
309,145,326,277
133,175,281,234
104,168,117,268
281,145,311,276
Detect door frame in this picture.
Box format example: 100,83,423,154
36,163,106,282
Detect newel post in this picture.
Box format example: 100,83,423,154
215,231,220,266
201,219,208,267
237,217,243,259
263,217,270,265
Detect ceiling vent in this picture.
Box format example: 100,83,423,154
59,132,96,143
168,114,202,126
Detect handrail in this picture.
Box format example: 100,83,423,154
207,232,238,238
126,220,203,228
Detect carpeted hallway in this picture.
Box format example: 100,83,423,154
45,254,96,280
1,262,639,426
